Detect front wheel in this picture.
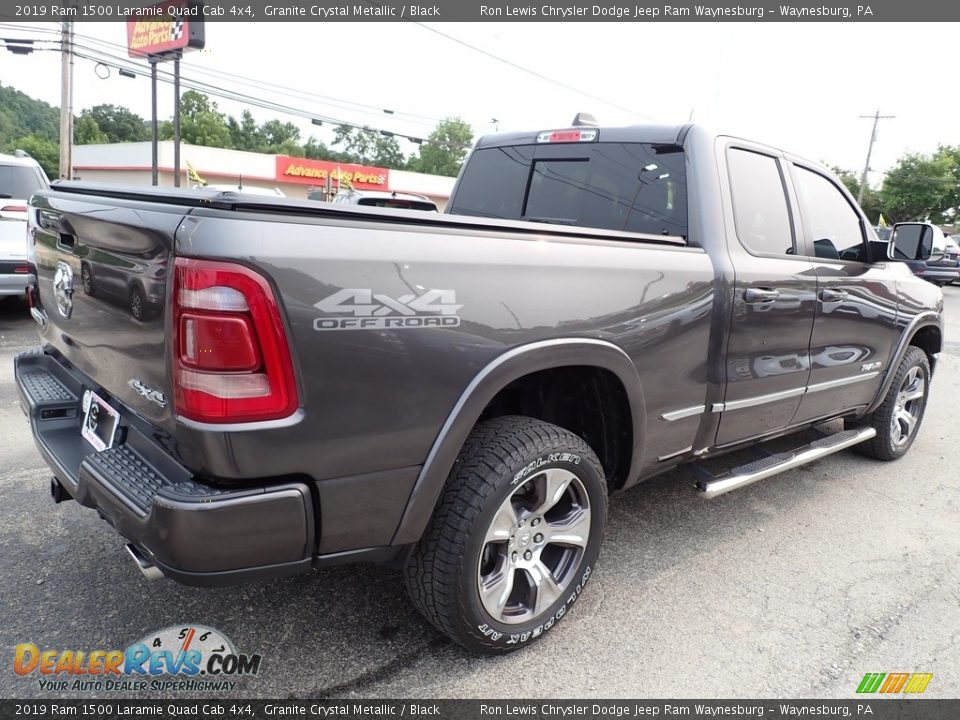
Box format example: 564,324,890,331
404,416,607,654
847,346,930,461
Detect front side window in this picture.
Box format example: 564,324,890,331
793,165,866,262
727,148,794,256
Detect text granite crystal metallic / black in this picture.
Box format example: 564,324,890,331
14,121,944,653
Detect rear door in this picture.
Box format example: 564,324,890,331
715,144,818,446
787,162,899,423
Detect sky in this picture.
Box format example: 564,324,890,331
0,20,956,185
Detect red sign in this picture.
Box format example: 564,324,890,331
126,1,205,58
276,157,390,191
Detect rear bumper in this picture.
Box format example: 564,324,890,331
0,271,31,296
14,348,316,586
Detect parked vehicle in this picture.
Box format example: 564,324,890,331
16,121,943,654
313,187,439,212
0,151,47,299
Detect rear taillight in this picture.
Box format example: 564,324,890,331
1,205,27,213
173,258,298,423
14,265,29,274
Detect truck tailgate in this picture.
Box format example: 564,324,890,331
29,192,186,429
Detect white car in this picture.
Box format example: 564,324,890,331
318,188,439,212
0,151,48,298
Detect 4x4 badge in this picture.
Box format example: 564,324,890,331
313,288,462,331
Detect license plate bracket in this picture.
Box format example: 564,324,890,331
81,390,120,452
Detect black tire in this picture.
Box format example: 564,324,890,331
80,264,95,296
404,416,607,654
129,285,145,321
847,346,930,461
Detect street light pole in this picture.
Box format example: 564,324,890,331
857,109,895,206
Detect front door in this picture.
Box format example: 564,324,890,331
787,162,899,423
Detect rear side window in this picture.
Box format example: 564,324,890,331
727,148,794,256
450,143,687,238
0,164,46,200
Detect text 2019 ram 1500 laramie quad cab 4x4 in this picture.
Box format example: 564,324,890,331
16,122,943,653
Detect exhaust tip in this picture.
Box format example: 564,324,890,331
125,543,164,582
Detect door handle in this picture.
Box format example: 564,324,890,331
744,287,781,303
819,289,848,303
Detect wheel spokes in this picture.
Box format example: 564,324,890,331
531,468,576,515
479,563,516,618
527,561,564,617
546,508,591,548
484,500,519,544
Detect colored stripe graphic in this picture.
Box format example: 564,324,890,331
857,673,885,693
903,673,933,694
856,672,933,694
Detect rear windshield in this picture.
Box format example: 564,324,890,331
357,198,437,212
0,164,47,200
449,142,687,238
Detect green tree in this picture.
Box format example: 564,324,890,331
303,136,338,161
0,83,59,148
879,151,956,223
227,110,264,151
74,115,108,145
330,125,405,167
80,104,149,143
829,166,882,224
260,119,300,149
409,117,474,177
162,91,232,148
4,134,59,179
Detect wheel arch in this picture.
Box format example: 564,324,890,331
391,339,645,545
865,313,942,416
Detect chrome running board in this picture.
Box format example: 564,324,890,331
695,426,877,499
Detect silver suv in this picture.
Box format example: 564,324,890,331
0,151,48,298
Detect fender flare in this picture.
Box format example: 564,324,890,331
391,338,646,545
865,311,943,415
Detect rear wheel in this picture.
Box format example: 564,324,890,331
404,416,607,654
129,285,145,321
847,346,930,461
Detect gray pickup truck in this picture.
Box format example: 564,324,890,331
15,121,943,654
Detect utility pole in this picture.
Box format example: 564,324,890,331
857,109,895,206
58,21,74,180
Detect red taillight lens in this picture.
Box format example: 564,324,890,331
1,205,27,213
179,314,260,371
173,258,298,423
14,265,29,274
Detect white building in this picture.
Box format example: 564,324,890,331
72,142,457,210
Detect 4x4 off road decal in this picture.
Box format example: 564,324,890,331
313,288,462,331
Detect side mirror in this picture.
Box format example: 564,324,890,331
891,222,946,262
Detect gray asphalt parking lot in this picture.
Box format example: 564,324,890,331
1,290,958,700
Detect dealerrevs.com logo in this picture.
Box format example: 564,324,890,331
13,625,261,693
313,288,462,331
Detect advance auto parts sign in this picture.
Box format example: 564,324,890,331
276,157,389,191
126,0,206,58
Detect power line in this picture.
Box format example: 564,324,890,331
411,22,658,122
